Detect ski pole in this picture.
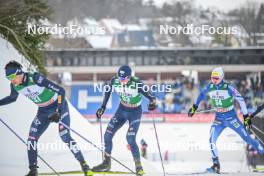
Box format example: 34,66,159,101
252,125,264,136
151,111,166,176
99,118,104,161
59,121,136,175
195,109,215,114
250,128,264,146
0,118,60,176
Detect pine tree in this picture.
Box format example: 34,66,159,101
0,0,52,74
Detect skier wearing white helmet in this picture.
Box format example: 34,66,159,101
188,67,264,174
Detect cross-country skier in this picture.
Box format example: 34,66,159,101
188,67,264,174
92,65,156,175
244,102,264,129
0,61,93,176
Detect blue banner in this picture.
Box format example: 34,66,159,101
70,84,149,115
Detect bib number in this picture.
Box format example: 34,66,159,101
215,99,222,107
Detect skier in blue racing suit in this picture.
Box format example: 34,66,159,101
188,67,264,174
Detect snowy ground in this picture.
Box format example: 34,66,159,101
92,122,254,174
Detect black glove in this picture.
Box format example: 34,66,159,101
48,111,61,123
188,104,198,117
96,106,106,120
148,99,156,111
243,114,252,129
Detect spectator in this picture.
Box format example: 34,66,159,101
140,139,148,159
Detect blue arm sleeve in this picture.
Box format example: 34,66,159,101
33,73,65,111
0,84,19,106
137,79,155,101
194,84,210,107
252,103,264,117
228,84,248,115
101,77,114,108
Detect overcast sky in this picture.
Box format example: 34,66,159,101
153,0,264,12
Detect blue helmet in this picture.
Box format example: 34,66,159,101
5,60,23,79
118,65,132,79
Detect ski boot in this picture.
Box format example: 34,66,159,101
206,163,220,174
206,157,220,174
25,168,38,176
92,154,111,172
81,161,93,176
135,161,145,176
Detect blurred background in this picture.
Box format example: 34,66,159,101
0,0,264,174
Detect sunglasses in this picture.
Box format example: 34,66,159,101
6,70,18,81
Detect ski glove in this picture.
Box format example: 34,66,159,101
148,99,156,111
48,111,61,123
96,106,106,120
188,104,198,117
243,114,252,129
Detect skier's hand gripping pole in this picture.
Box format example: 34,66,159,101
48,95,63,123
188,104,198,117
244,118,264,147
243,114,252,130
148,99,157,111
48,111,61,123
96,106,106,120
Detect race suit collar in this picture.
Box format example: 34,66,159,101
21,73,29,86
214,80,224,89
